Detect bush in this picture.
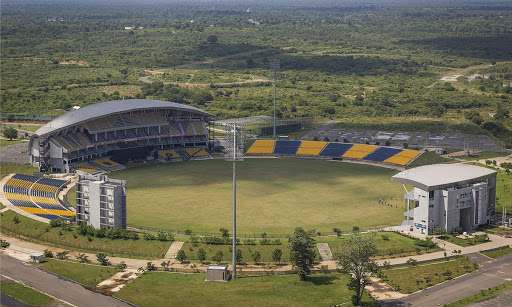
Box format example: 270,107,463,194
96,253,110,266
43,249,54,258
116,261,127,270
146,262,157,271
212,251,224,263
406,258,418,266
197,248,207,263
49,218,64,228
0,239,9,249
176,249,187,263
352,226,360,232
55,250,70,260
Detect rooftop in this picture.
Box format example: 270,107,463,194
35,99,209,136
392,163,496,191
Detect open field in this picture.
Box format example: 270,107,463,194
115,272,376,307
38,259,120,289
321,232,439,259
382,257,476,293
0,280,56,306
0,210,170,258
112,158,404,235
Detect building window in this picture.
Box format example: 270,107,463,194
429,191,435,199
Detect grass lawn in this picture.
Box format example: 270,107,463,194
0,139,28,148
382,257,476,294
496,171,512,213
482,225,512,237
0,281,55,306
115,272,376,307
38,259,120,289
438,234,489,247
0,122,42,132
182,242,291,263
112,158,404,235
0,163,36,178
445,281,512,307
407,151,452,168
321,232,439,258
481,246,512,259
0,210,170,258
65,186,77,207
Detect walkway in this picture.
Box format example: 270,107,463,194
0,254,131,307
164,241,184,259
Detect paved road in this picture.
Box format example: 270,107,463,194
390,254,512,307
0,254,131,307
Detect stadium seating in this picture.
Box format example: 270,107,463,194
363,147,402,162
296,141,327,156
246,140,276,154
342,144,378,159
384,149,421,166
319,142,353,157
246,139,422,167
274,140,301,155
3,174,75,220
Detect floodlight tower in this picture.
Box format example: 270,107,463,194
224,122,244,280
270,59,280,139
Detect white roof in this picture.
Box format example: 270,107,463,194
392,163,496,191
207,265,228,270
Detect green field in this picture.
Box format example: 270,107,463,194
182,242,291,263
481,246,512,259
0,281,55,306
38,259,120,289
112,158,404,235
115,272,376,307
0,163,36,178
382,257,476,293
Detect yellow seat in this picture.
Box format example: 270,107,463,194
296,141,327,156
384,149,421,166
342,144,378,159
246,140,276,154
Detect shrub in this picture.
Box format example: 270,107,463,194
197,248,207,263
0,240,9,249
381,234,390,241
146,262,157,271
116,261,127,270
352,226,360,232
176,250,187,263
96,253,110,266
272,248,282,264
406,258,418,266
43,249,54,258
212,251,224,263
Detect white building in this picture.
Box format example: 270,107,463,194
76,173,126,229
392,164,496,234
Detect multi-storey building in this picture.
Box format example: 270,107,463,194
392,163,496,234
75,173,126,229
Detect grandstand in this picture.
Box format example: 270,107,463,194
3,174,74,220
246,140,422,166
29,99,212,172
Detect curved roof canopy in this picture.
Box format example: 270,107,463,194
392,163,496,191
35,99,210,136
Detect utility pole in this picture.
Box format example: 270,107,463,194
231,123,237,280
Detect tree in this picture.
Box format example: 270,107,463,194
337,234,379,306
252,251,261,264
197,248,207,263
161,260,171,271
219,227,229,238
176,249,187,263
212,251,224,263
272,248,282,264
96,252,110,266
146,262,157,271
76,253,89,263
236,249,243,264
56,250,70,260
3,126,18,140
288,227,316,281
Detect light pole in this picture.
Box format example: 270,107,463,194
270,59,280,139
223,122,244,280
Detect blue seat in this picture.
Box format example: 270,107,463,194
274,140,301,155
319,143,353,157
363,147,402,162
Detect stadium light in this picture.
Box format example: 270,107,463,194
270,59,280,139
223,122,244,280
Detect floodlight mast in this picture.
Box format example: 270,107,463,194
270,59,280,139
231,123,237,280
